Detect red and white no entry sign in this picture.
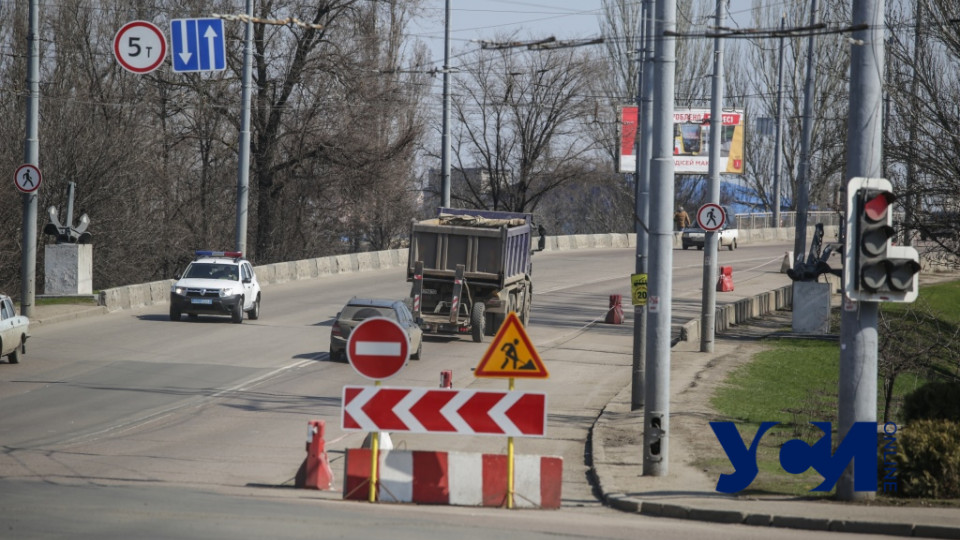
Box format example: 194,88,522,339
114,21,167,74
347,317,409,380
697,203,726,232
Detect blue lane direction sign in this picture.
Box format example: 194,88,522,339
171,18,226,73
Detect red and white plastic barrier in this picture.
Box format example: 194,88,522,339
295,419,335,490
343,449,562,509
716,265,734,292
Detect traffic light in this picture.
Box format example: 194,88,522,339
843,177,920,302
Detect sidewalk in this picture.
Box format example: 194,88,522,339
591,310,960,539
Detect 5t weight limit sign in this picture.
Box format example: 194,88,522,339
114,21,167,74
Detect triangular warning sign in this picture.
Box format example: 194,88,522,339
475,312,549,379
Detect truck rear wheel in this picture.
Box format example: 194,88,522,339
471,302,485,343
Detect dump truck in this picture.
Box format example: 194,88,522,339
407,207,539,342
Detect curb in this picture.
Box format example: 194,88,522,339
601,477,960,538
592,285,960,539
31,305,107,326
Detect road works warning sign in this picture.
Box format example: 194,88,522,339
474,312,548,379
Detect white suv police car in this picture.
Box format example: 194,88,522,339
170,251,261,323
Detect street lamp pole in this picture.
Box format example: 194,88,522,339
441,0,452,209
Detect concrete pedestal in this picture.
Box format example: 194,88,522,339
44,243,93,295
792,281,831,334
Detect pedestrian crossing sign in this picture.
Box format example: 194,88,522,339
474,312,549,379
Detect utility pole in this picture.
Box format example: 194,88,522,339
772,15,786,228
20,0,40,318
904,3,922,246
631,0,654,411
838,0,884,502
643,0,676,477
793,0,818,268
441,0,452,208
235,0,253,255
700,0,726,353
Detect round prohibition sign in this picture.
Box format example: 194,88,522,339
697,203,725,232
347,317,410,381
114,21,167,74
14,164,41,193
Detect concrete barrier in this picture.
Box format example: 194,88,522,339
90,225,843,313
681,285,794,344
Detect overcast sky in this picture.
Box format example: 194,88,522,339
408,0,758,67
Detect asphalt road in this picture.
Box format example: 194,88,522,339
1,242,880,539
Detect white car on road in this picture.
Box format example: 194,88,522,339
170,251,261,323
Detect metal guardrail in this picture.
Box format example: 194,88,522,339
733,211,842,230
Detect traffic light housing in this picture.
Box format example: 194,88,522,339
843,177,920,302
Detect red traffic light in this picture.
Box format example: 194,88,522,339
863,192,894,222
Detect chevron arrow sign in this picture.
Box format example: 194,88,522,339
341,386,547,437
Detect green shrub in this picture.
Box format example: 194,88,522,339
901,382,960,423
890,419,960,499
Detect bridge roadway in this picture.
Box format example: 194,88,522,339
1,241,864,540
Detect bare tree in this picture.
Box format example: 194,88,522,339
447,43,601,213
0,0,429,296
885,0,960,261
590,0,712,173
731,0,850,213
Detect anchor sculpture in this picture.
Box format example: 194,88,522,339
43,182,91,244
786,223,841,282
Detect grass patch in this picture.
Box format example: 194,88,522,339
708,337,841,496
36,295,99,306
704,279,960,497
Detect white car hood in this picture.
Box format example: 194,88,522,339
175,278,239,291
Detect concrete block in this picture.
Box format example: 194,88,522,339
99,288,123,311
257,264,276,284
744,513,773,526
688,508,745,524
316,257,333,276
831,521,915,537
128,284,148,308
912,524,960,539
593,234,612,248
357,252,376,272
605,495,640,512
295,259,318,280
791,281,830,334
771,516,831,531
44,243,93,295
780,251,793,273
334,254,355,274
150,281,170,304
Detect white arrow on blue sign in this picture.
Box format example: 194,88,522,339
171,18,226,73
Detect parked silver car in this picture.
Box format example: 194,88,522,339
329,298,423,363
0,294,29,364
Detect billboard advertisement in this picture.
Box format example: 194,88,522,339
620,107,745,175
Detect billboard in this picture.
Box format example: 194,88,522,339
620,107,745,175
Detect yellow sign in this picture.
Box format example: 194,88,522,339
475,312,549,379
631,273,648,306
